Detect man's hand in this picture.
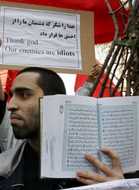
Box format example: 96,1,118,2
76,147,124,185
87,62,102,82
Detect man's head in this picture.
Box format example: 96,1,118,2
19,67,66,95
8,67,66,140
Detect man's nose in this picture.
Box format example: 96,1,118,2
7,96,18,111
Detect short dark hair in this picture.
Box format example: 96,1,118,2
18,67,66,95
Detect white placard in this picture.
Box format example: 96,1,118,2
0,6,82,70
63,178,139,190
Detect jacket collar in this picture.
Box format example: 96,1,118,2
0,140,27,178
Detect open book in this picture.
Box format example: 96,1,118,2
40,95,139,178
62,178,139,190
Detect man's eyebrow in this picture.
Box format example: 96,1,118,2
11,87,34,93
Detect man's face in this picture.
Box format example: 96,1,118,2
8,72,44,139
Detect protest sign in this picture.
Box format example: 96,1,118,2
0,1,95,74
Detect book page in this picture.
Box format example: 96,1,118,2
62,178,139,190
40,95,99,178
98,96,139,173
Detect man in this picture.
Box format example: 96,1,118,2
75,60,122,97
0,67,123,190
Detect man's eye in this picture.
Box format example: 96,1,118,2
18,91,32,99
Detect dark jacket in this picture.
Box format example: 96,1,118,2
0,141,83,190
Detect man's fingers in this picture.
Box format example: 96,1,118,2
76,148,124,186
76,177,96,185
85,154,114,176
101,147,123,170
76,170,108,184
